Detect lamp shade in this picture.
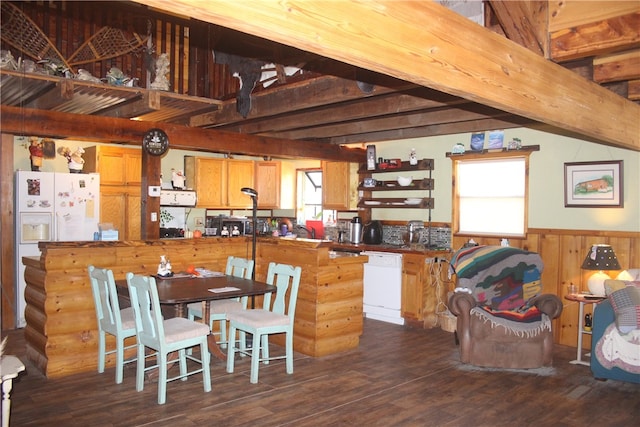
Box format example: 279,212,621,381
241,187,258,198
581,244,621,271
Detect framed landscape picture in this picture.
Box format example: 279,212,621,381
564,160,623,207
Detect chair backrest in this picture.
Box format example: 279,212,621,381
225,256,254,279
88,265,124,334
125,273,165,349
262,263,302,324
450,245,543,311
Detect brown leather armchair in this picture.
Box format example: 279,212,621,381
448,246,563,369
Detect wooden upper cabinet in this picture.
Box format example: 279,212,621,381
185,157,226,208
322,161,350,210
83,146,142,185
227,160,255,208
255,161,281,209
185,157,255,208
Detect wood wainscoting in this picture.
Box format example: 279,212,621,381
452,228,640,349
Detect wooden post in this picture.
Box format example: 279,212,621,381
141,150,161,239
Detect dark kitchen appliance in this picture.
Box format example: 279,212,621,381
362,220,383,245
204,215,250,237
159,227,184,239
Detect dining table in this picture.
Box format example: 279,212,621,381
116,272,276,362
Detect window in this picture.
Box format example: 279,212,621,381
296,169,335,224
452,155,529,237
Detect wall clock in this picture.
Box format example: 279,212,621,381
142,128,169,156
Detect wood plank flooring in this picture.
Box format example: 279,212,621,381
2,319,639,426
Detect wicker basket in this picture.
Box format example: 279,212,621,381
439,311,457,333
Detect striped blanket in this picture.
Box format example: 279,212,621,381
450,245,543,311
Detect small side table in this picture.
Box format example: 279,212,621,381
564,294,605,366
1,355,26,427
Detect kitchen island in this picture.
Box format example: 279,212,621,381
21,237,367,378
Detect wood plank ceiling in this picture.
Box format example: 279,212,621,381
1,1,638,156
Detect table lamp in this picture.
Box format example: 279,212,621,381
581,244,620,296
241,187,258,279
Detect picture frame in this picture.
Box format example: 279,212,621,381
564,160,623,207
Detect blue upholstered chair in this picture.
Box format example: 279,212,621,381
87,265,137,384
226,262,302,383
590,276,640,383
126,273,211,404
187,256,254,348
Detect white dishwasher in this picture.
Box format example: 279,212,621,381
362,251,404,325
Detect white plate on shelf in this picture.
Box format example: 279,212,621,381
404,198,422,205
391,202,405,205
364,200,382,205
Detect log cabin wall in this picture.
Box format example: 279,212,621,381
451,229,640,350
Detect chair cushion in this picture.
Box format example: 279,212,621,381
163,317,210,344
210,299,244,313
228,309,289,328
605,280,640,334
187,299,244,315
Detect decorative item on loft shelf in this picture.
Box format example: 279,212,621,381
564,160,623,207
581,244,621,296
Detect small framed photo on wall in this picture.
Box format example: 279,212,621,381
564,160,623,207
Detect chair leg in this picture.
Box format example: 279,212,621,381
135,344,146,393
261,334,270,365
239,330,246,353
178,349,188,381
285,331,294,374
219,319,228,349
226,324,237,374
97,330,106,374
201,341,212,393
158,352,167,405
115,337,125,384
250,332,262,384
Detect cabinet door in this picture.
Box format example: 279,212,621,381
227,160,255,207
402,253,424,321
100,191,126,237
255,161,281,208
124,150,142,185
96,150,126,185
126,192,141,240
322,161,350,210
194,158,226,207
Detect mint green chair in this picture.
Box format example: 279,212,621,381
187,256,254,348
226,262,302,384
88,265,137,384
126,273,211,404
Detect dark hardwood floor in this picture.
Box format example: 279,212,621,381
2,319,639,426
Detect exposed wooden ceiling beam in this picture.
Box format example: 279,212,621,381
594,50,640,83
267,105,516,142
550,12,640,62
487,0,547,56
220,90,466,136
190,75,414,127
134,0,640,151
0,106,365,162
330,116,534,146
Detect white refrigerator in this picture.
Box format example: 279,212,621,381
15,171,100,327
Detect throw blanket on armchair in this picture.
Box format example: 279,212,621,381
450,246,543,311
